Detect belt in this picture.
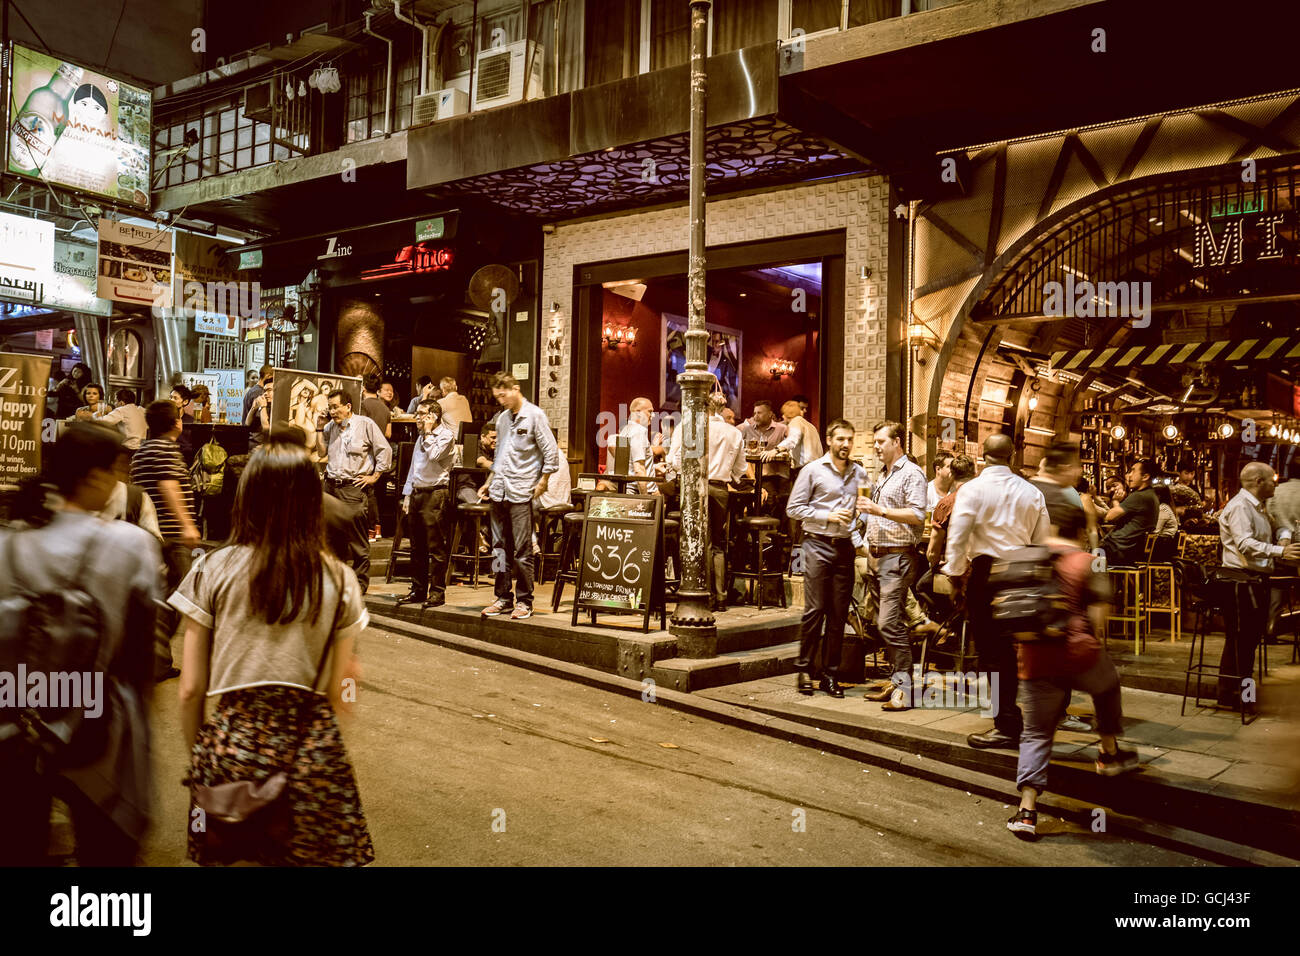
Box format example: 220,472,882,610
708,479,730,487
870,544,918,555
807,532,853,544
325,475,367,485
410,484,448,493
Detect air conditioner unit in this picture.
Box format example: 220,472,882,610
413,88,469,126
470,40,543,111
243,79,276,123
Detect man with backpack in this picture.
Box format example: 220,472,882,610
1006,505,1139,841
0,424,159,865
943,433,1050,750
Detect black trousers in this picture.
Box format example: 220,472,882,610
1217,574,1268,706
797,535,855,679
324,480,372,592
967,554,1022,736
408,487,451,601
707,482,730,602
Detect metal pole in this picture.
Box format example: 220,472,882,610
670,0,717,658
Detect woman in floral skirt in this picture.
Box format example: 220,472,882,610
170,441,374,866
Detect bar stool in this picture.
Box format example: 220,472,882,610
550,511,587,613
727,516,787,610
449,501,493,588
1182,568,1260,725
536,503,576,583
1144,533,1181,642
1107,563,1146,654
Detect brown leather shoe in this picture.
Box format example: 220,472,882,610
881,687,912,711
864,682,898,702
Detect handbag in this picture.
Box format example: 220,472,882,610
191,562,346,864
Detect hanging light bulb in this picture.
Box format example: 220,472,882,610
1028,395,1039,410
1162,423,1180,441
1270,424,1279,437
1109,424,1126,440
1218,422,1235,439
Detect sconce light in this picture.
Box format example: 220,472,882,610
769,358,795,379
1162,423,1180,441
603,323,635,349
1109,424,1127,440
1027,379,1040,411
1218,422,1235,439
907,320,939,349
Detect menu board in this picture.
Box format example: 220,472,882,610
573,494,665,632
8,44,152,207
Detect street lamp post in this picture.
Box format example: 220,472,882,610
670,0,718,658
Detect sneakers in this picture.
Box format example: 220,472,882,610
1007,808,1038,840
1059,714,1093,733
1095,746,1141,776
482,599,512,617
510,604,533,620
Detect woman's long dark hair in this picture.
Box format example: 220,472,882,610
229,442,328,625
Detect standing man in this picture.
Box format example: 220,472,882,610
1101,459,1158,567
859,421,929,711
926,451,955,513
666,392,749,611
478,373,560,621
361,372,393,541
617,397,657,494
83,387,147,453
943,433,1050,748
437,376,472,435
1218,462,1300,709
1030,440,1086,536
320,388,393,593
786,420,868,698
242,364,273,427
740,399,789,515
397,399,456,610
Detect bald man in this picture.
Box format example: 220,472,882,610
615,397,657,494
1217,462,1300,709
943,433,1050,749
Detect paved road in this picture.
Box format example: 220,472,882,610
142,625,1206,866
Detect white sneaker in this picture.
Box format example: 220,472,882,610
482,599,512,617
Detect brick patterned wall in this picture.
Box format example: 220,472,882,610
541,175,891,444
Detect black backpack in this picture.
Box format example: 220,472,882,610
0,534,113,769
986,545,1074,643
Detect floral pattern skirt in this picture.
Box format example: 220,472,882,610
188,685,374,867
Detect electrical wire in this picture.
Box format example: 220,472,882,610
103,0,129,69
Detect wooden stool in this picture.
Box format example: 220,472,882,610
536,503,576,584
550,511,587,613
728,516,787,610
449,501,493,588
1107,566,1146,654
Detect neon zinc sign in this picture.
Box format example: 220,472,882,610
359,243,453,281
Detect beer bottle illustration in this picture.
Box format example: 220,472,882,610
9,62,83,176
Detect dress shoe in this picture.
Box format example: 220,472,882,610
968,729,1020,750
394,590,426,607
819,675,845,699
881,687,911,711
423,595,446,609
796,672,814,696
864,682,899,702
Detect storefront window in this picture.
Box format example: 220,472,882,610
649,0,690,71
848,0,904,26
790,0,842,35
584,0,640,86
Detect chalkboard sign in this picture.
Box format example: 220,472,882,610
573,493,665,632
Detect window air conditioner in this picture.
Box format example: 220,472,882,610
413,88,470,126
243,79,276,124
470,40,543,111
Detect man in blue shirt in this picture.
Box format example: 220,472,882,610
397,399,456,609
478,373,560,620
786,419,869,698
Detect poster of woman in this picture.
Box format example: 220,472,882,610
269,369,362,464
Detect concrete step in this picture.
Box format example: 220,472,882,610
652,642,800,693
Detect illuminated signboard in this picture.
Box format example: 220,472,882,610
359,244,454,281
0,210,53,305
8,44,152,208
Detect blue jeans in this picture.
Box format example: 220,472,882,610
877,549,920,684
1015,650,1123,793
490,499,535,607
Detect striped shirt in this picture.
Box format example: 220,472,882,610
129,437,195,541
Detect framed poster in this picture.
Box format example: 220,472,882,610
659,312,742,414
8,44,152,207
269,369,362,464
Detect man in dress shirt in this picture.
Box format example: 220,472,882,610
786,420,868,698
1218,462,1300,708
83,387,147,453
320,388,393,593
740,399,789,516
436,376,472,434
397,399,456,609
859,421,929,711
666,393,749,610
613,397,657,494
926,451,954,513
477,373,560,621
943,433,1050,748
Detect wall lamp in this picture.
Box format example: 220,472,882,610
603,323,635,349
769,358,796,380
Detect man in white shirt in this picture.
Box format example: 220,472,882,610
610,397,657,494
943,433,1050,750
82,387,147,452
437,376,472,434
667,393,749,610
1217,462,1300,708
926,451,954,512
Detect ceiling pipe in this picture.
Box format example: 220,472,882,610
363,11,393,136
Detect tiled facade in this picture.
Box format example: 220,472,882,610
540,175,893,444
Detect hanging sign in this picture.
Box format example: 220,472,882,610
97,219,172,306
0,211,54,305
46,237,111,315
0,351,52,487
